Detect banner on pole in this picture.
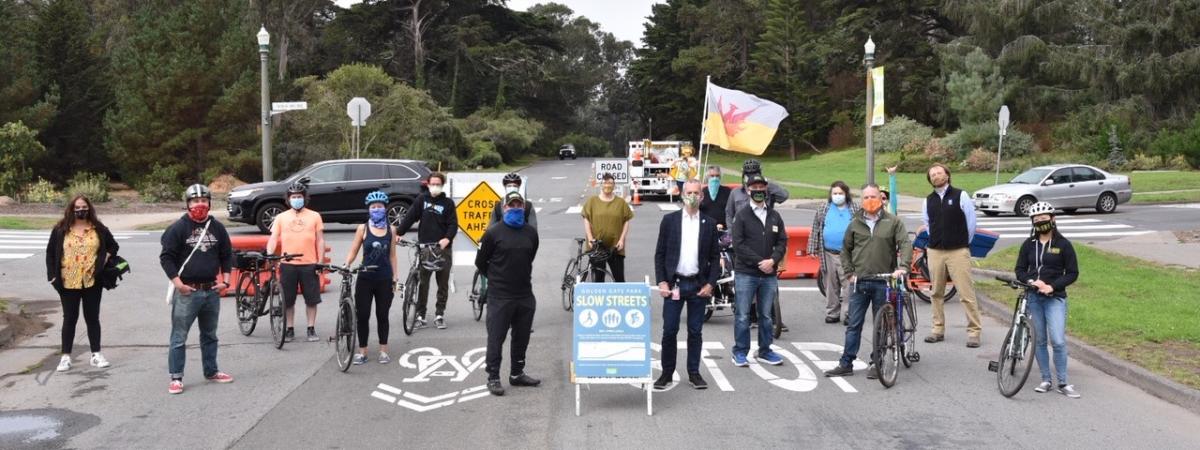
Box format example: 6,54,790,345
871,67,885,127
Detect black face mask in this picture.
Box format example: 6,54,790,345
750,190,767,203
74,210,88,220
1033,219,1055,234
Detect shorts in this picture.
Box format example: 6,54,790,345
280,263,322,307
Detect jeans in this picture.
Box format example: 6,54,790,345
838,280,887,367
168,288,220,379
1028,293,1068,384
733,273,777,357
661,277,706,374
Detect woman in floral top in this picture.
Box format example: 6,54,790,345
45,195,119,372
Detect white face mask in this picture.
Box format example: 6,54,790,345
428,185,443,196
831,193,846,206
505,185,519,194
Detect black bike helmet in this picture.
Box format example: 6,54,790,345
184,184,211,201
742,158,762,175
503,172,522,186
287,181,308,195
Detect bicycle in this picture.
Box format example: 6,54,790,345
704,231,736,322
989,276,1037,398
865,272,919,388
560,238,615,311
233,252,302,350
316,263,376,372
469,270,486,322
397,239,446,335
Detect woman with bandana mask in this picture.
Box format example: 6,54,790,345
343,191,401,365
808,181,858,324
1014,202,1080,398
46,195,120,372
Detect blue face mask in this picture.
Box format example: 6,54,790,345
368,207,387,228
708,177,721,199
289,197,305,210
503,208,525,228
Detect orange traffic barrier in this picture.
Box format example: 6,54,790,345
778,226,819,279
222,235,330,297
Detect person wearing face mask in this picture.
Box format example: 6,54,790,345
725,159,791,332
343,191,401,365
921,163,983,348
46,195,120,372
824,184,911,378
729,174,788,367
808,181,858,324
699,166,731,231
1014,202,1080,398
267,181,326,342
582,173,633,282
396,172,458,329
476,191,541,396
489,172,538,229
160,184,234,394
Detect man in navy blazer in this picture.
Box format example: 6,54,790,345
654,180,721,390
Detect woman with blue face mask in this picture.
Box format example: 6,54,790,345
808,180,857,324
343,191,400,364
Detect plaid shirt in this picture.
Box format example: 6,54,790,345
808,201,859,267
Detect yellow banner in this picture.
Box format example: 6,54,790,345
871,66,885,127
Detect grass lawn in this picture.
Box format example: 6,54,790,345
0,215,58,230
976,244,1200,389
136,220,177,231
1132,191,1200,204
1128,171,1200,193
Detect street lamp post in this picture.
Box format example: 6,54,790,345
258,26,272,182
864,36,876,186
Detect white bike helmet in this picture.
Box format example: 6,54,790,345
1027,201,1056,217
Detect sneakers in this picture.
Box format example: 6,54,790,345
732,352,749,367
780,324,790,333
306,327,319,342
1035,381,1053,393
966,335,981,348
168,379,184,395
379,352,391,364
824,317,840,324
353,354,368,365
56,355,71,372
206,372,234,383
435,315,446,329
510,373,541,387
415,316,427,329
688,373,708,390
756,351,784,366
866,363,880,380
487,379,505,396
90,353,110,368
653,373,672,390
1058,384,1081,398
824,364,853,377
285,328,296,342
924,334,944,343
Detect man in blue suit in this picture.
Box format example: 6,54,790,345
654,180,721,390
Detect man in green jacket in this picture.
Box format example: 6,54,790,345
823,184,912,379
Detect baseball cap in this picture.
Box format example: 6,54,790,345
745,174,768,186
504,191,524,206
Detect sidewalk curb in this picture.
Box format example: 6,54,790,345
971,268,1200,415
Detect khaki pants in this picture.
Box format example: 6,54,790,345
927,247,982,337
822,251,849,320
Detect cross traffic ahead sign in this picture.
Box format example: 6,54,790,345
455,182,501,247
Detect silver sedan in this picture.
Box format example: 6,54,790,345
974,164,1133,216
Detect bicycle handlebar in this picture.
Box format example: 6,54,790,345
864,272,908,280
995,276,1033,290
317,263,377,274
238,251,302,262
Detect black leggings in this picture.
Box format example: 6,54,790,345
355,277,394,347
60,285,102,353
591,254,625,282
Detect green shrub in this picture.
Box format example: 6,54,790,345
1124,153,1164,171
465,141,503,168
874,116,933,153
1167,154,1194,171
944,121,1037,159
137,164,183,203
23,178,63,204
0,121,46,197
67,172,110,203
1149,113,1200,169
922,138,956,162
895,149,935,172
555,132,611,157
962,147,995,171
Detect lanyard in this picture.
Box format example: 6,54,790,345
1034,236,1051,282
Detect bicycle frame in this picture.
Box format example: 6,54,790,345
1006,291,1031,360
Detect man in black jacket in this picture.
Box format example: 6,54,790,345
396,172,458,329
477,191,541,396
160,184,234,395
654,180,720,390
729,174,788,368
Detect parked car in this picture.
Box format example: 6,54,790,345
227,159,431,233
974,164,1132,216
558,144,576,160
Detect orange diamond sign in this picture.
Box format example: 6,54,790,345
456,181,501,247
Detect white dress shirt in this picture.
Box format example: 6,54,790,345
676,209,701,276
752,202,768,225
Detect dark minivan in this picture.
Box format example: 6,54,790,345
227,159,430,233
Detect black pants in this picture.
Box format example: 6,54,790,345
60,285,102,353
280,264,322,307
354,277,394,346
418,251,452,317
485,296,536,380
591,254,625,282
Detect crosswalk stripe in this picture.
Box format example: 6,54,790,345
985,224,1133,232
657,203,681,211
999,230,1153,239
976,218,1102,226
0,253,34,259
565,205,582,214
0,245,46,249
0,229,149,236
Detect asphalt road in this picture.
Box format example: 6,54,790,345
1,159,1198,449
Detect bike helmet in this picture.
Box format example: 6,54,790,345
420,248,446,271
503,172,522,186
286,181,308,195
365,191,388,206
742,158,762,175
1027,201,1056,218
718,231,733,249
184,184,211,201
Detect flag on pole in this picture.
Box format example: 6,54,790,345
702,81,788,156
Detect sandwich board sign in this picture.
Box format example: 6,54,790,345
571,281,653,416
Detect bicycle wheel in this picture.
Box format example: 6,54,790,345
336,299,356,372
470,270,486,322
771,292,783,339
402,273,419,335
997,318,1035,397
874,305,899,388
268,281,285,349
235,272,257,336
561,258,579,311
901,293,919,367
908,279,958,303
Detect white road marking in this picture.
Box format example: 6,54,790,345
778,287,820,292
552,176,567,180
0,245,45,249
370,391,397,403
657,203,680,211
998,230,1154,239
535,207,543,214
566,205,582,214
0,253,34,259
976,218,1102,226
549,197,563,202
985,224,1133,232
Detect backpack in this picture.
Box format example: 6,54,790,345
100,254,131,290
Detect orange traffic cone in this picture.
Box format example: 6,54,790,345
632,187,642,206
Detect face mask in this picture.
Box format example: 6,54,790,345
831,193,846,206
1033,219,1056,234
862,198,883,215
750,190,767,204
74,209,88,220
682,193,699,209
289,197,305,210
708,178,721,198
428,185,443,197
188,204,210,222
503,208,525,228
505,185,519,194
368,207,387,228
602,185,614,195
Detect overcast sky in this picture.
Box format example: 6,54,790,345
333,0,658,46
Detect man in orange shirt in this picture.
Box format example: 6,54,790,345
267,182,326,342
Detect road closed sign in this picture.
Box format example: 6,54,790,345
456,182,501,246
594,159,629,183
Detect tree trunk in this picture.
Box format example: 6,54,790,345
449,52,459,114
789,138,796,160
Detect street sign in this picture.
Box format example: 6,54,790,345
455,181,501,247
594,159,629,183
272,101,307,112
347,97,371,126
998,105,1010,136
572,281,653,416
